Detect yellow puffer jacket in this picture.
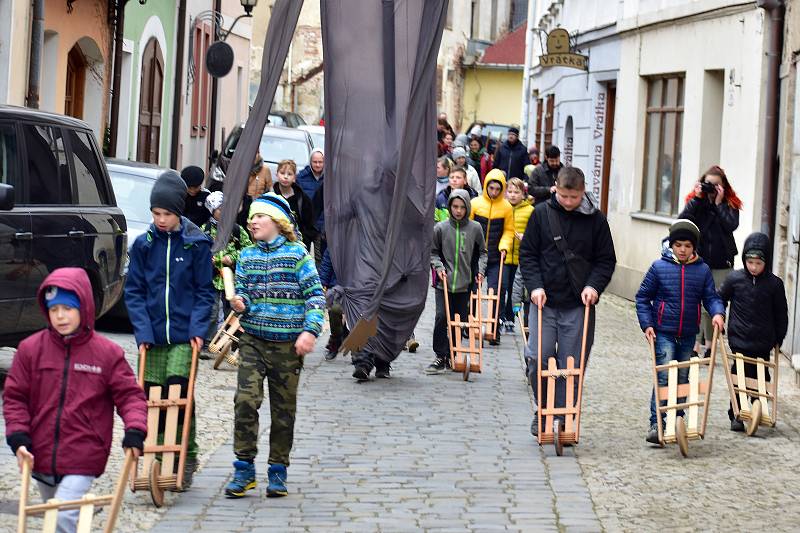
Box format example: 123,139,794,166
470,169,515,265
505,199,533,265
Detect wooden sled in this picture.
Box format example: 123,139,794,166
130,346,198,506
209,312,242,370
443,275,483,381
720,341,779,436
536,304,591,456
470,251,505,342
18,450,134,533
649,327,718,458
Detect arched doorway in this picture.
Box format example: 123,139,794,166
137,38,164,163
65,45,86,119
64,38,105,140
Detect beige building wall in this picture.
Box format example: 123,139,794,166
462,67,522,128
607,5,769,299
215,0,253,148
0,0,32,105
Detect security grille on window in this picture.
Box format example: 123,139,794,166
642,75,685,216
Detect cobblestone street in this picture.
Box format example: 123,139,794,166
1,291,798,532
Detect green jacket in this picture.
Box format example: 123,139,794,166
201,221,253,290
430,189,488,293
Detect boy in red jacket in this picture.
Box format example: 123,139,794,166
3,268,147,533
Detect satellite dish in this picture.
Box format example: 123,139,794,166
206,41,234,78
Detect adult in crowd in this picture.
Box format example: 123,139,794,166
181,165,211,227
452,147,482,193
248,151,272,199
467,137,485,179
527,145,564,206
296,149,326,264
678,165,742,357
435,156,452,197
493,126,528,180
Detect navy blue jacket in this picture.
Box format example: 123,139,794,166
125,218,215,346
318,247,337,288
296,165,324,233
636,250,725,337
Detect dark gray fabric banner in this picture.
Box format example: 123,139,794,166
214,0,304,252
322,0,448,364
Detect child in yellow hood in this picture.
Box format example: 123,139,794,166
500,177,534,332
470,169,516,344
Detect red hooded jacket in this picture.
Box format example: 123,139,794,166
3,268,147,477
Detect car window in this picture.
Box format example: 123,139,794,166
0,122,18,187
268,115,286,127
69,130,109,205
108,170,155,224
23,124,71,204
310,133,325,149
259,136,310,168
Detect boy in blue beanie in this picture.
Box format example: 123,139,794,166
636,219,725,444
124,172,215,487
224,193,324,498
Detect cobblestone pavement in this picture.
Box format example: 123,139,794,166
1,291,798,532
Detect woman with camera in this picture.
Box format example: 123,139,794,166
678,165,743,356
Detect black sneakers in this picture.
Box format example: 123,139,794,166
425,357,447,374
646,424,661,444
730,418,745,432
352,365,371,382
374,363,391,379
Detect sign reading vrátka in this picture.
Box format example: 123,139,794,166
539,28,588,71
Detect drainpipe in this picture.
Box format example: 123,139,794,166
519,0,537,144
757,0,785,242
170,0,188,169
109,0,128,157
208,0,222,171
26,0,45,108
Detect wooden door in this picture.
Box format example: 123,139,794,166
65,46,86,119
137,39,164,163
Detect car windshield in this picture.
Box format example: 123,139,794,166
108,170,155,224
259,136,310,168
268,115,286,127
309,133,325,149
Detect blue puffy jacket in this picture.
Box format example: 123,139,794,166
635,249,725,337
318,247,337,288
125,218,215,346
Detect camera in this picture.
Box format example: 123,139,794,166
701,181,717,195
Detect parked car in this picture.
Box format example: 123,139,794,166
465,121,512,143
209,124,314,188
298,124,325,150
268,111,307,129
0,106,127,344
104,159,178,319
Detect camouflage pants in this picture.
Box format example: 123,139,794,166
234,334,303,466
140,344,198,460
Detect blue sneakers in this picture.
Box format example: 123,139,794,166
224,460,256,498
267,464,288,497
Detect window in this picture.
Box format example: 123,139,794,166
69,130,109,205
23,124,71,204
446,1,453,30
191,22,212,138
642,75,685,215
543,95,555,149
0,123,18,187
535,97,543,151
65,46,86,119
470,0,479,39
490,0,498,41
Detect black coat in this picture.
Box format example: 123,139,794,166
520,195,617,308
184,189,211,228
492,140,528,180
678,197,739,269
528,162,563,205
273,182,318,241
718,232,788,356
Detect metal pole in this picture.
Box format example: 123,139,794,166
208,0,222,171
109,0,127,157
519,0,537,144
26,0,45,109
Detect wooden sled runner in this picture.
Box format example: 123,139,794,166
443,274,483,381
470,251,505,342
208,311,242,370
536,304,591,456
649,327,718,458
18,450,134,533
130,346,198,506
720,341,779,436
517,308,529,347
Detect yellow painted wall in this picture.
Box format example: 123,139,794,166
461,67,523,131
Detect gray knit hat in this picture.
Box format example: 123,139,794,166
668,219,700,247
150,171,187,216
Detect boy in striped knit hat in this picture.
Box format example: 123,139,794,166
225,193,325,498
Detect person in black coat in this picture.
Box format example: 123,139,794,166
181,165,211,228
678,165,742,356
519,166,616,436
492,127,528,180
527,145,564,205
273,160,318,249
718,232,788,431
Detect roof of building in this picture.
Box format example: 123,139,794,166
479,24,527,66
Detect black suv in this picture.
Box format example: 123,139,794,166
0,106,127,344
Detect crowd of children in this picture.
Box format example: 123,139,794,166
3,142,791,528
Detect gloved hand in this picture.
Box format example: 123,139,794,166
122,429,146,452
